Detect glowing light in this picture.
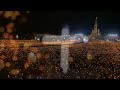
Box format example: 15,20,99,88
60,25,69,74
75,33,84,36
24,43,31,49
9,69,20,75
26,11,30,14
27,52,37,63
108,34,118,37
5,62,11,68
12,55,18,61
4,11,14,18
61,44,69,73
83,36,89,43
78,38,80,40
87,52,93,60
37,38,40,41
24,62,30,69
16,35,19,39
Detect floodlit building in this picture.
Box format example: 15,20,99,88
104,34,119,41
34,17,120,43
89,17,101,40
35,34,88,43
89,17,120,42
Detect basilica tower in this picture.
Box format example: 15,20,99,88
89,17,101,40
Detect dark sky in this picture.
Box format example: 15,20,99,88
18,11,120,35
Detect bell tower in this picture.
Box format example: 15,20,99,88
89,17,101,39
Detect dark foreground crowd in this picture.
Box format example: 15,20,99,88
0,42,120,79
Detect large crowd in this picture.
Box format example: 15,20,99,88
0,40,120,79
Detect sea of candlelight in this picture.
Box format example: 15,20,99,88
0,40,120,79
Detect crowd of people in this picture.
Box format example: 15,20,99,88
0,40,120,79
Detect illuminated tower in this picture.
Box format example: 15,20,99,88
89,17,101,40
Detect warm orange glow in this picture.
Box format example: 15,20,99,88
6,62,11,68
24,62,30,69
4,11,14,18
9,69,20,75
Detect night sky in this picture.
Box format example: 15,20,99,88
17,11,120,36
